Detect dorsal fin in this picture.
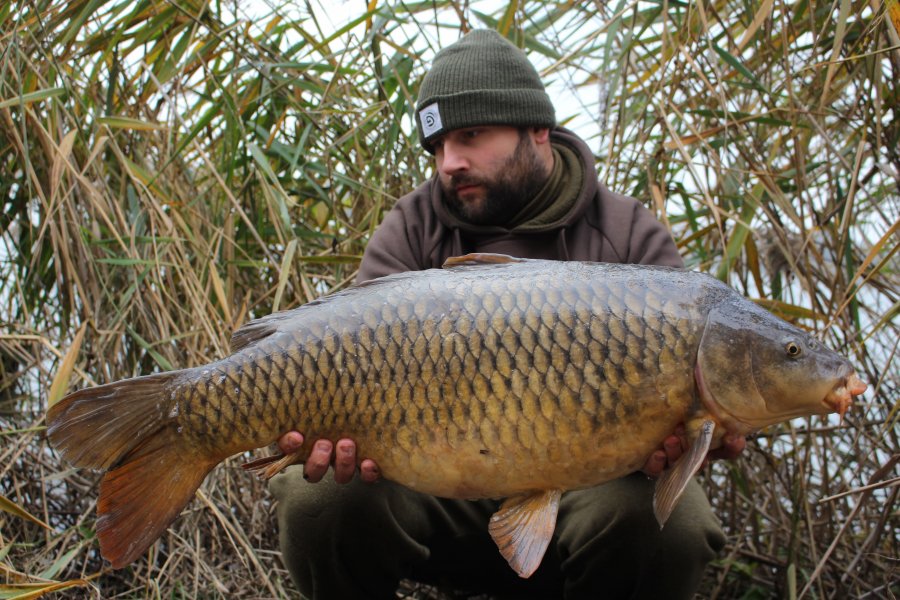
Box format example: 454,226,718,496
443,253,526,268
230,311,295,352
229,270,422,351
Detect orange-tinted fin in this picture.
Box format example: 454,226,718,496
242,450,304,480
488,489,562,578
443,253,526,268
47,370,218,567
97,430,217,567
652,419,715,528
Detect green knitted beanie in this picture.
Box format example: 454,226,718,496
415,29,556,152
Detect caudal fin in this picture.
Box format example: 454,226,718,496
47,372,218,567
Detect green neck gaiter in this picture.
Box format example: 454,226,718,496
510,143,583,231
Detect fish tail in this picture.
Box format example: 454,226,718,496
47,372,218,567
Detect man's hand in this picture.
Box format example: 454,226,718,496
641,425,746,478
277,431,381,484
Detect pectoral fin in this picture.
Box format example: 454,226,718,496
242,451,304,480
652,419,715,528
488,489,562,578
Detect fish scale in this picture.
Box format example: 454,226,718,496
47,254,867,576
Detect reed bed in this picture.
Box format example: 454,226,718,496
1,1,897,597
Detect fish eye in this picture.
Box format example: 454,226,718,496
785,341,803,357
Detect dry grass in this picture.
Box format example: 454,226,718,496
1,1,898,598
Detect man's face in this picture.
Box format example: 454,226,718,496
434,126,551,226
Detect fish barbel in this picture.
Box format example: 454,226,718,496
47,254,867,577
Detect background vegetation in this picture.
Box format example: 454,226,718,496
1,0,897,597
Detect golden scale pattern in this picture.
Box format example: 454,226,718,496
179,264,707,469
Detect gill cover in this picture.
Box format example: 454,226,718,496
697,299,851,431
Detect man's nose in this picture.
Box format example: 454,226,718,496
438,143,469,176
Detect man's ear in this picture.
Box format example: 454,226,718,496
529,128,554,171
531,127,551,144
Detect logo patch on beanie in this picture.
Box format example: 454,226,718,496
419,103,443,138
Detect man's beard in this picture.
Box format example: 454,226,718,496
442,133,551,226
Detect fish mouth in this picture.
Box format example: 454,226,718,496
823,372,867,422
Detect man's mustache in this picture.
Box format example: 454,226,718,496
447,174,486,190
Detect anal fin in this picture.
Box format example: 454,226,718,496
652,419,715,528
488,489,562,578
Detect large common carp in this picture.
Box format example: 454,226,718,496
47,254,866,577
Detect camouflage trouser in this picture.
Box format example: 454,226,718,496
270,469,725,600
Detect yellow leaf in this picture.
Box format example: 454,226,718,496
366,0,377,31
738,0,776,51
209,264,233,324
50,130,77,204
888,0,900,37
0,579,91,599
272,239,298,313
0,494,51,530
47,323,86,408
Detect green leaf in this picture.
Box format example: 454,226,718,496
716,189,761,281
97,115,166,130
96,257,173,267
752,298,825,322
712,44,767,94
125,326,174,371
57,0,106,46
0,87,66,109
38,543,87,580
497,1,519,37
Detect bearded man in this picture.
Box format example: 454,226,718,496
269,29,743,600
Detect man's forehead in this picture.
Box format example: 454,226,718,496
439,125,515,138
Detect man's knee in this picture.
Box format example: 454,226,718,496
269,466,431,599
555,474,724,599
270,466,412,551
560,473,722,552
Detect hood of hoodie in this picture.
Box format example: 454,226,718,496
430,127,598,235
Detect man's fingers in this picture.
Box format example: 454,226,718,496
303,439,333,483
709,434,747,461
333,439,357,484
288,434,382,484
359,459,381,483
278,431,304,454
642,450,667,478
663,434,683,464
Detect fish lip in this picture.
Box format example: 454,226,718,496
823,372,866,422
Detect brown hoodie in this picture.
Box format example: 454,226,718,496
357,127,682,283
